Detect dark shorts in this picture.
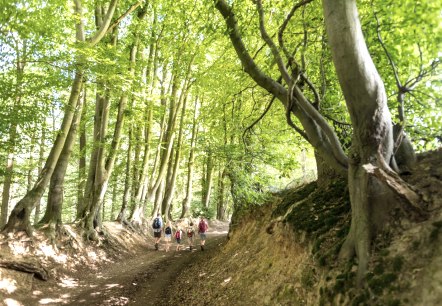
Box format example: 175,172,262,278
154,231,161,238
176,238,181,244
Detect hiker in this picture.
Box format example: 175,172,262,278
152,213,163,250
198,216,209,251
164,221,173,252
175,227,183,251
186,222,196,251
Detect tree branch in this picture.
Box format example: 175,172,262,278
89,0,119,46
255,0,291,85
105,1,144,36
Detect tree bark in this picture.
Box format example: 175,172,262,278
2,71,84,235
322,0,397,284
181,97,199,218
2,0,118,235
202,150,214,209
39,88,84,231
80,5,146,238
1,40,26,228
77,88,88,218
147,71,180,212
216,168,227,221
117,127,133,223
162,94,188,219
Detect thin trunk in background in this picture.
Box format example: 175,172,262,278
202,150,214,209
77,87,88,218
216,168,227,221
34,122,46,224
118,127,133,222
144,67,169,206
181,97,199,218
147,71,180,212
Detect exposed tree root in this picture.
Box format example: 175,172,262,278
363,161,428,220
0,260,49,281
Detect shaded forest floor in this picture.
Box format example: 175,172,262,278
1,148,441,306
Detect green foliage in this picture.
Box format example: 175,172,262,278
0,0,439,228
190,201,215,220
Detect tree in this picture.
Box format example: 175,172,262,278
213,0,434,284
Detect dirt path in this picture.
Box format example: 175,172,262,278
28,232,227,306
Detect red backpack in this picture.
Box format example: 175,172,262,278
198,220,208,233
187,228,194,238
175,230,181,239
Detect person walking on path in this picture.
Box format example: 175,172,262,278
186,222,196,251
175,227,183,251
152,213,163,250
198,216,209,251
164,221,173,252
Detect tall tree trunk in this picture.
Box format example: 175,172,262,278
130,125,142,210
129,108,152,223
202,150,214,209
2,0,117,235
145,68,169,204
39,89,84,231
147,71,180,210
1,126,17,228
1,39,26,228
77,87,88,218
81,6,146,238
181,97,199,218
162,94,188,219
34,122,46,224
322,0,409,284
3,71,84,235
216,168,227,221
110,175,118,220
117,127,133,223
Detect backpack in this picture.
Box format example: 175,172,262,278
175,230,181,239
187,228,194,238
165,226,172,235
198,220,208,233
152,217,161,229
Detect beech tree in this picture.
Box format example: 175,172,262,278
213,0,439,283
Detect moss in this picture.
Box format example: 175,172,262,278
386,299,401,306
432,220,442,228
333,279,346,294
411,240,420,250
352,292,369,306
380,249,390,256
312,238,324,254
272,182,318,217
301,269,315,288
373,263,385,275
318,256,327,267
368,273,398,295
392,256,404,272
336,225,349,238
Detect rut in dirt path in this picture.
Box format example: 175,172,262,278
63,233,227,306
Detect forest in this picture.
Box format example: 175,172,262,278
1,0,441,305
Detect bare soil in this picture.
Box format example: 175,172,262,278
0,221,229,306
